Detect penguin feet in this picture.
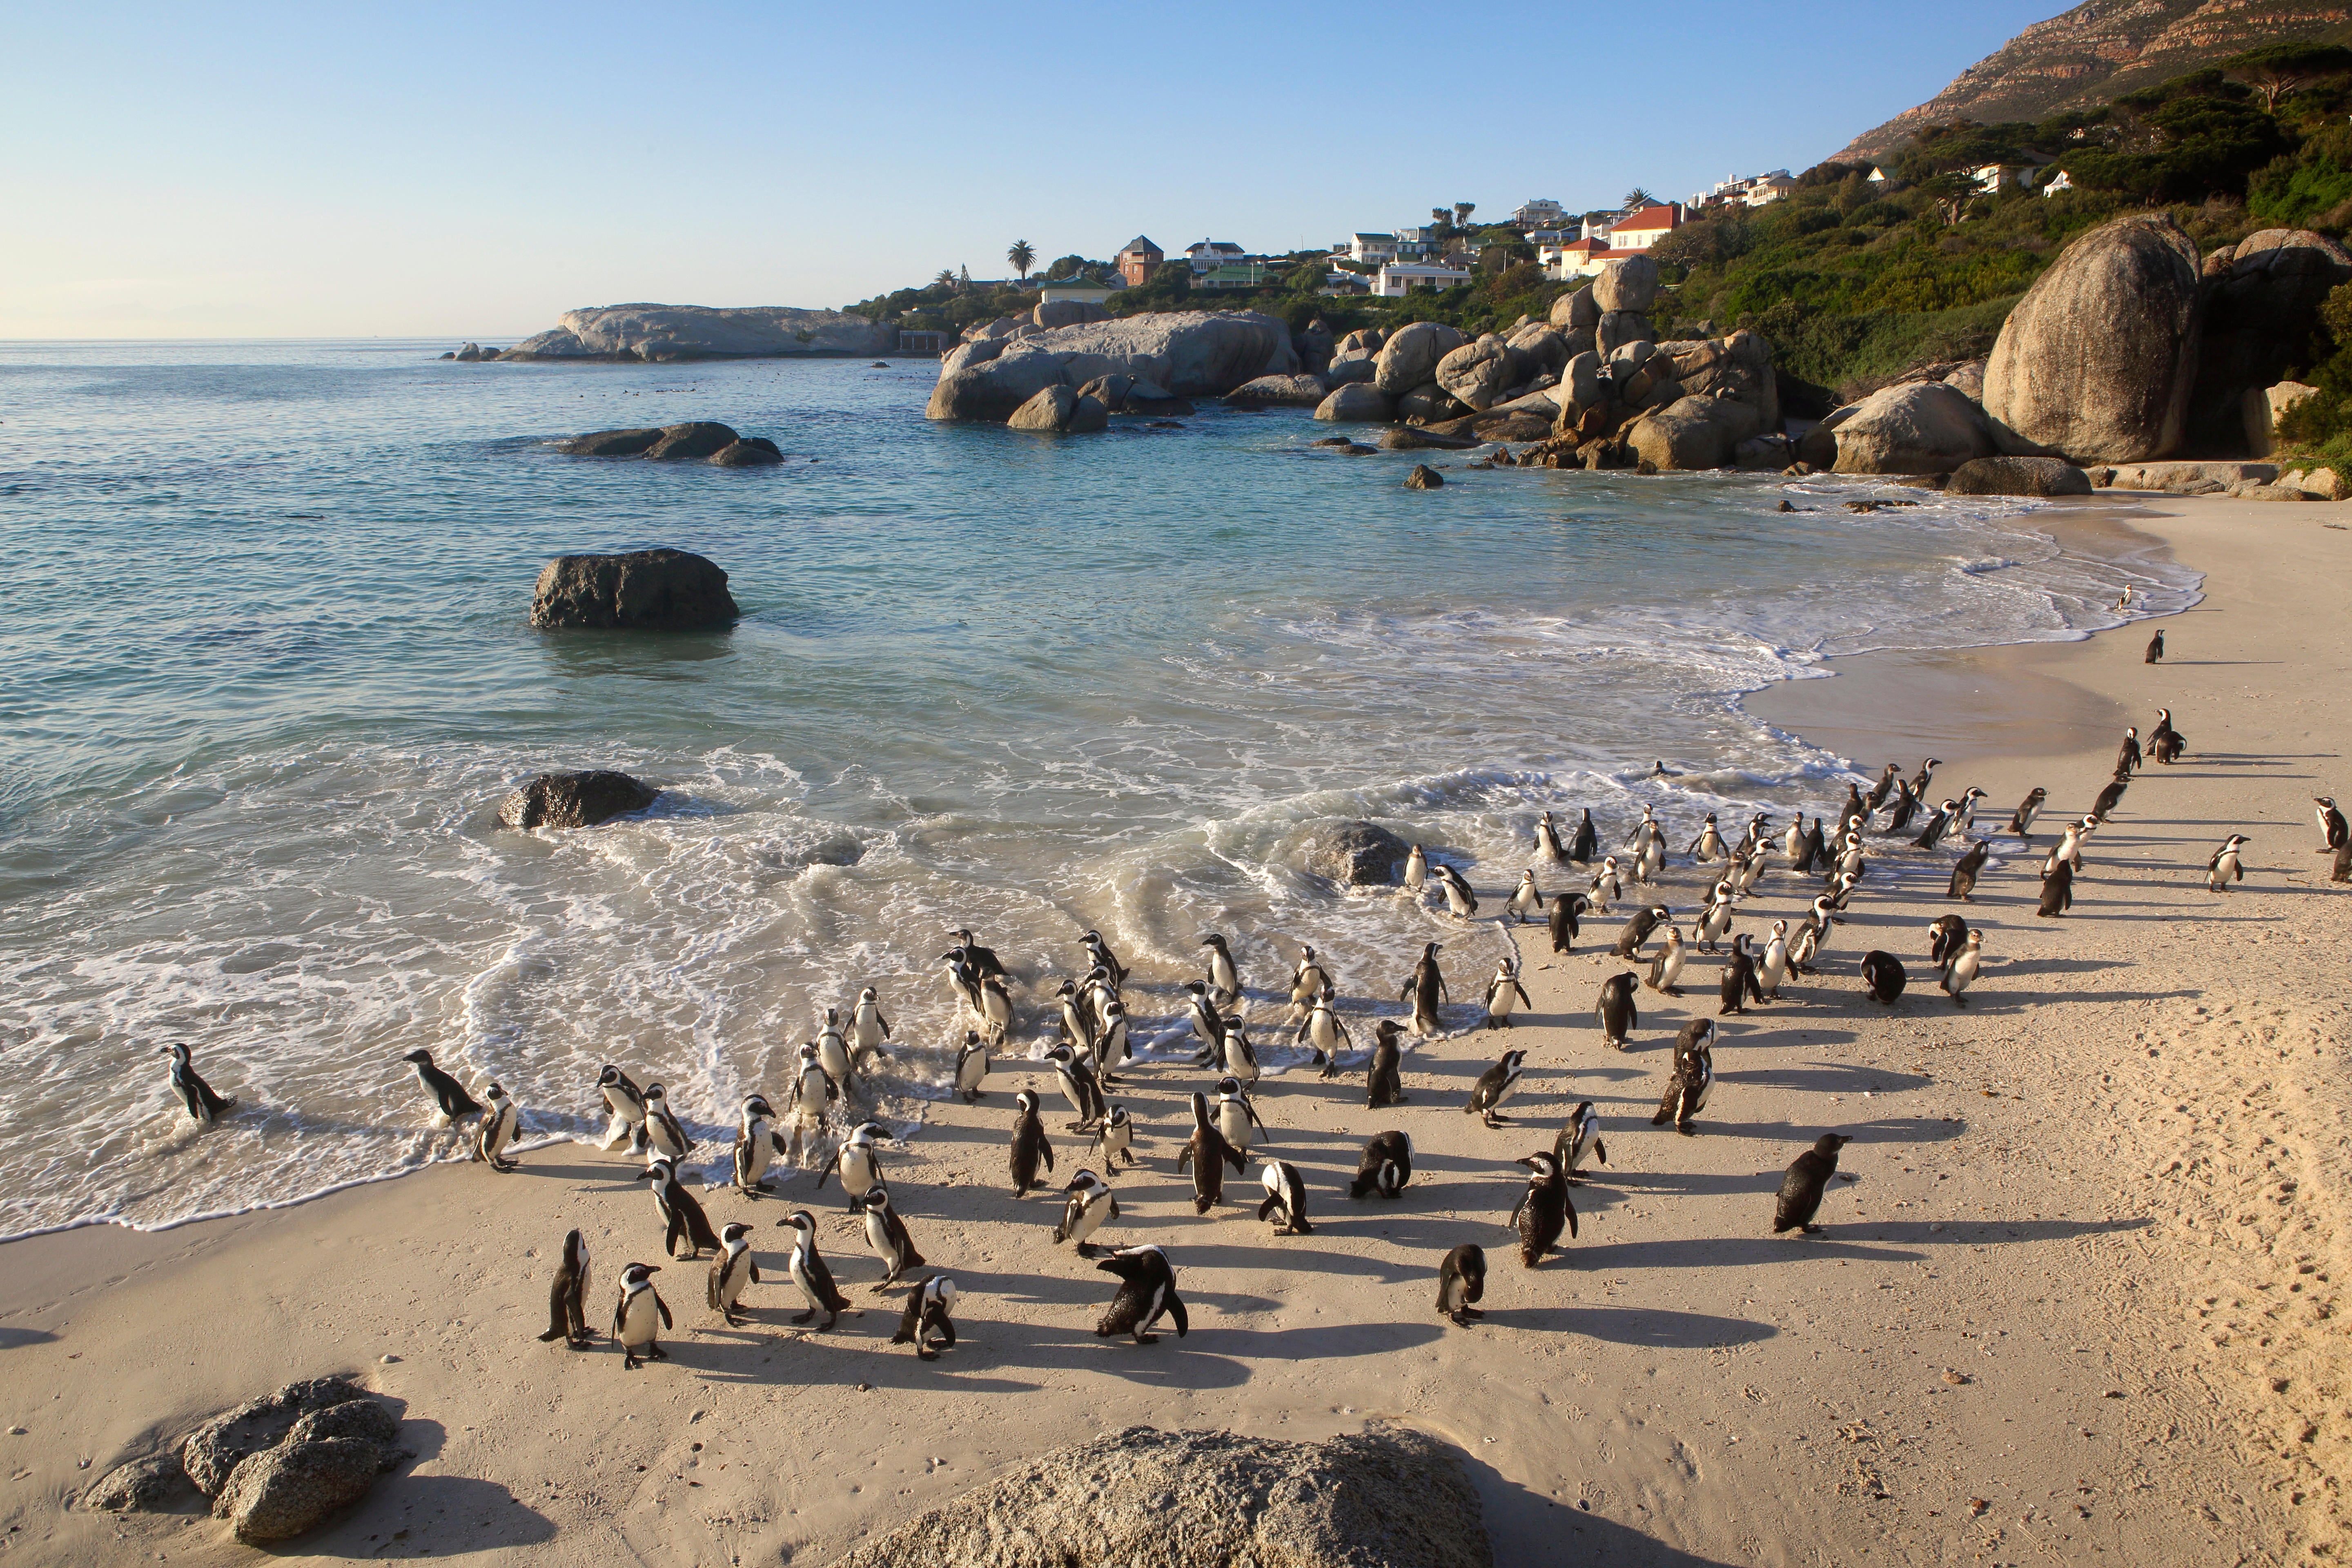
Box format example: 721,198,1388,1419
1449,1309,1483,1326
1076,1243,1098,1258
1800,1224,1823,1235
622,1354,641,1370
1132,1332,1159,1345
1676,1123,1697,1137
1481,1114,1509,1128
791,1310,815,1324
647,1343,668,1360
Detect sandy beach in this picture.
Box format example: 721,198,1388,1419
3,493,2345,1567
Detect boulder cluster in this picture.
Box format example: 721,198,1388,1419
82,1377,408,1546
556,421,784,467
929,308,1298,428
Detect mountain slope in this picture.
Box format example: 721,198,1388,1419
1841,0,2352,160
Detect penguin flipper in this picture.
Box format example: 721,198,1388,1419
656,1293,672,1330
1221,1140,1247,1175
1593,1136,1608,1166
748,1259,761,1284
1176,1145,1194,1172
1257,1195,1279,1221
1508,1192,1529,1231
1565,1195,1579,1239
1167,1293,1189,1337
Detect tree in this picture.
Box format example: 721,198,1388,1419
1622,187,1657,210
1454,201,1475,226
2223,42,2352,111
1007,240,1036,280
959,264,971,288
1918,172,1979,226
933,269,957,292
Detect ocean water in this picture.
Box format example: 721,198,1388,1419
0,340,2200,1237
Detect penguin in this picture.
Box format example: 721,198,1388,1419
815,1120,886,1205
1297,986,1355,1072
891,1275,957,1360
1054,980,1096,1055
1182,980,1227,1064
402,1049,481,1124
1548,888,1585,953
1218,1021,1262,1087
815,1008,855,1090
1482,958,1532,1028
2317,797,2349,853
1556,1100,1608,1183
707,1221,760,1327
1400,942,1448,1037
1588,855,1622,913
848,987,893,1069
784,1042,837,1161
1864,763,1900,815
1402,842,1429,895
1175,1090,1246,1214
1094,995,1132,1081
642,1156,723,1260
1773,1134,1853,1236
1506,869,1545,925
1927,913,1969,971
733,1094,789,1194
2091,771,2130,824
1719,933,1764,1015
1651,1018,1714,1134
1367,1019,1409,1108
595,1063,648,1152
1200,933,1242,1006
1635,830,1666,886
1287,944,1332,1011
1463,1048,1528,1128
1757,920,1790,1000
641,1083,690,1161
1832,832,1866,883
1436,1244,1487,1325
1081,929,1129,989
2149,707,2187,764
1623,803,1661,850
1800,817,1828,873
1940,929,1982,1007
537,1229,592,1347
946,927,1007,981
1534,810,1570,864
855,1185,925,1291
1054,1168,1119,1256
2206,833,2250,893
1568,808,1598,863
1091,1104,1136,1171
1860,949,1907,1005
2334,839,2352,884
1781,817,1806,866
976,973,1014,1047
1595,971,1638,1049
612,1262,671,1370
1434,863,1479,920
1094,1245,1187,1344
1643,925,1687,996
940,951,983,1022
1213,1075,1268,1153
1508,1152,1575,1267
1951,787,1988,837
1733,847,1768,897
1695,881,1735,954
1008,1087,1056,1197
1825,868,1862,916
1790,894,1837,974
1913,799,1956,851
1612,902,1671,960
2047,815,2094,878
1350,1130,1413,1199
472,1082,521,1171
1044,1044,1106,1131
954,1029,991,1104
2008,787,2048,840
1883,780,1920,835
1687,813,1727,862
776,1209,853,1329
1948,839,1990,902
2145,628,2164,664
2037,858,2074,918
159,1043,236,1124
1257,1159,1313,1235
1910,757,1942,802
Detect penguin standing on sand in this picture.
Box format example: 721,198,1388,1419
1093,995,1131,1082
1350,1130,1412,1198
1463,1048,1528,1128
643,1156,723,1260
1695,880,1735,954
1913,799,1956,851
1548,889,1585,954
2148,707,2186,764
891,1276,957,1360
641,1084,690,1161
595,1064,648,1153
1367,1020,1409,1108
1482,958,1532,1028
707,1221,760,1327
1645,925,1687,996
612,1263,671,1370
815,1120,886,1205
1506,869,1545,925
2008,787,2048,840
1940,929,1983,1006
2315,797,2348,855
472,1083,521,1171
1175,1091,1246,1214
1719,933,1765,1015
1400,942,1449,1037
2145,629,2164,664
403,1049,482,1125
537,1229,592,1347
1094,1245,1187,1344
1436,1245,1487,1325
160,1043,236,1125
1860,950,1907,1005
1611,903,1671,960
1092,1104,1136,1171
1508,1152,1575,1267
1773,1134,1853,1236
855,1185,925,1291
1948,840,1990,902
733,1094,789,1194
1588,856,1623,913
1298,986,1354,1071
1182,980,1227,1065
1008,1088,1056,1197
954,1029,991,1104
1200,933,1242,1007
2207,833,2250,892
1595,971,1638,1049
1054,1169,1119,1256
1212,1075,1268,1154
1952,787,1987,837
1218,1020,1262,1087
1927,913,1968,971
2038,858,2075,918
1556,1100,1608,1182
776,1209,853,1329
1045,1044,1107,1131
1757,920,1790,1000
1569,808,1598,863
1257,1159,1313,1235
2091,770,2130,824
1652,1018,1714,1134
1687,813,1727,862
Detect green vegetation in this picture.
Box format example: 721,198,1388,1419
1007,241,1035,281
2273,278,2352,466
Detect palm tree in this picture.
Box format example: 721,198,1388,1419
933,269,957,292
1622,187,1657,211
1007,240,1036,280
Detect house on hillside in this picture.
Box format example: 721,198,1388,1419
1184,240,1246,267
1039,278,1117,305
1116,236,1165,287
1544,236,1621,280
1608,204,1682,251
1372,261,1471,296
1343,232,1398,264
2041,168,2076,197
1511,198,1570,232
1971,158,2052,194
1194,262,1272,290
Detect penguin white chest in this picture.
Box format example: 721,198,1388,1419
619,1290,662,1346
1216,1105,1253,1149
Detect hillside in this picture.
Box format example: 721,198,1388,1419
1841,0,2352,160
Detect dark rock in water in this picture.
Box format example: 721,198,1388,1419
871,361,889,368
1380,426,1477,452
824,1426,1490,1568
558,427,666,457
84,1452,194,1514
710,437,784,467
180,1378,370,1498
497,771,659,830
644,421,742,461
214,1437,385,1544
1308,821,1412,886
530,548,739,631
1405,463,1446,490
1945,455,2092,497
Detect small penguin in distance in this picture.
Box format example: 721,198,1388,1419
2145,628,2164,664
1463,1048,1528,1128
1596,970,1638,1049
2009,786,2048,840
776,1209,854,1329
1773,1134,1853,1236
1008,1089,1056,1197
1860,950,1907,1005
891,1276,957,1360
1257,1158,1313,1235
537,1229,592,1347
402,1049,482,1125
160,1042,236,1125
708,1221,760,1327
2207,833,2250,893
1350,1130,1412,1199
1508,1152,1575,1267
1436,1244,1487,1325
1094,1245,1187,1344
612,1263,671,1370
472,1083,521,1171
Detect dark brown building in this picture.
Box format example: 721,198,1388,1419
1116,235,1164,288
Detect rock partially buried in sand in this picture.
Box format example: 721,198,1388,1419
1404,463,1446,489
497,771,659,830
214,1437,388,1544
530,548,739,631
83,1452,194,1514
180,1378,371,1498
1307,821,1413,886
824,1426,1490,1568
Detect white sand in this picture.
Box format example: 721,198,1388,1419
2,494,2345,1566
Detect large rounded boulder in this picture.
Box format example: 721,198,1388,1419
1314,383,1396,422
1433,335,1517,411
1818,381,1996,474
1305,822,1412,886
497,771,659,829
1592,255,1660,314
530,548,739,630
1626,395,1761,470
1982,214,2203,464
1225,373,1330,407
1946,455,2095,496
1373,322,1467,395
2185,227,2352,454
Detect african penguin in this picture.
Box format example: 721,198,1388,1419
946,927,1007,980
2145,629,2163,664
1436,1243,1487,1325
159,1042,236,1124
1213,1075,1268,1152
472,1082,521,1171
891,1276,957,1360
816,1121,886,1206
2206,833,2249,893
1757,920,1790,999
1008,1088,1056,1197
1298,986,1354,1072
1482,958,1532,1029
1054,1169,1119,1256
775,1209,853,1329
1644,925,1687,995
1403,843,1428,894
612,1263,672,1370
954,1029,991,1103
1947,840,1989,902
642,1156,722,1260
855,1185,925,1291
1367,1020,1409,1108
849,987,893,1069
1611,902,1671,960
1092,1104,1136,1171
1773,1134,1853,1236
1548,889,1585,953
1463,1048,1528,1128
403,1049,482,1125
1687,813,1727,862
1434,864,1479,920
1719,934,1764,1015
707,1222,760,1326
537,1229,592,1346
1176,1090,1246,1213
733,1094,788,1194
2009,786,2048,840
1350,1130,1413,1200
1595,971,1638,1049
1927,913,1969,971
1651,1018,1714,1134
1556,1100,1608,1182
1534,810,1570,865
596,1063,649,1152
1508,1152,1575,1267
1200,933,1242,1006
1940,929,1982,1006
1044,1044,1107,1131
1257,1159,1313,1235
1094,1245,1187,1344
1506,869,1545,925
2317,797,2349,853
1860,950,1907,1005
2037,858,2074,917
641,1083,690,1161
1400,942,1449,1037
1569,808,1598,863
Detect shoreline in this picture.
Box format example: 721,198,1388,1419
2,496,2346,1567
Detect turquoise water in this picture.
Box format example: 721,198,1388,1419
0,341,2198,1235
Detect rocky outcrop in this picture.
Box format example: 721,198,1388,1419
216,1439,387,1544
1324,356,1377,386
710,437,784,467
1503,322,1570,376
1404,463,1446,489
1373,322,1467,395
180,1379,373,1498
644,422,739,461
559,422,784,466
1595,311,1655,358
1226,374,1331,407
2188,229,2352,454
1315,384,1396,422
1033,300,1109,330
84,1453,194,1514
504,304,895,362
1625,395,1762,470
1295,320,1336,374
1434,336,1518,411
1007,385,1109,434
824,1426,1489,1568
1396,383,1466,422
1592,255,1660,314
2098,460,2279,492
1380,427,1479,451
1811,381,1998,474
1307,823,1412,885
497,771,660,829
1982,214,2203,465
930,312,1296,422
1946,455,2094,496
530,548,739,631
1550,286,1599,330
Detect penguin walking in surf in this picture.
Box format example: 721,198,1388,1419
1508,1152,1575,1267
472,1082,521,1171
1366,1019,1409,1108
537,1229,592,1348
2207,833,2250,893
776,1209,855,1329
1256,1158,1313,1235
403,1049,482,1126
1687,813,1727,862
1436,1244,1487,1325
1402,843,1429,895
1200,933,1242,1007
612,1262,671,1370
1181,980,1228,1067
1433,863,1479,921
641,1083,690,1162
1482,958,1532,1029
891,1276,957,1360
596,1063,649,1154
784,1042,838,1163
1588,856,1623,914
1094,1245,1187,1344
1081,928,1129,989
848,987,893,1071
1595,971,1638,1049
160,1043,237,1125
1569,808,1598,863
1350,1130,1412,1199
946,927,1007,982
1175,1090,1246,1214
643,1156,723,1260
1773,1134,1853,1236
1534,811,1570,865
1400,942,1449,1037
1556,1100,1608,1183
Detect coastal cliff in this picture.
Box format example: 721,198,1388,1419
502,303,897,361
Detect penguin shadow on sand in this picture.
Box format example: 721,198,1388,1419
1712,1060,1933,1097
1575,1232,1924,1272
1443,1443,1747,1566
1841,1215,2152,1248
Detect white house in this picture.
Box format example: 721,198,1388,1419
1343,232,1397,264
1038,280,1116,305
1970,160,2051,194
1184,240,1246,266
1544,237,1622,281
1511,198,1570,232
1372,261,1472,296
2041,168,2076,197
1608,204,1682,251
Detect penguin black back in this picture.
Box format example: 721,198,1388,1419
1436,1244,1486,1325
1366,1020,1408,1108
162,1043,238,1122
537,1229,592,1345
1094,1245,1187,1343
1773,1134,1852,1235
1350,1130,1412,1199
1948,840,1989,902
1547,891,1581,954
1508,1152,1575,1267
1175,1091,1245,1213
1860,950,1906,1004
2037,858,2074,918
2145,628,2163,664
1008,1089,1055,1197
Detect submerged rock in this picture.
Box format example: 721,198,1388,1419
496,771,659,830
1945,455,2094,497
1307,822,1413,886
1404,463,1446,490
530,548,739,631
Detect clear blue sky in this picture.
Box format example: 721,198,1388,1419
3,0,2065,339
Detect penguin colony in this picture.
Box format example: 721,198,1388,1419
156,675,2305,1367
